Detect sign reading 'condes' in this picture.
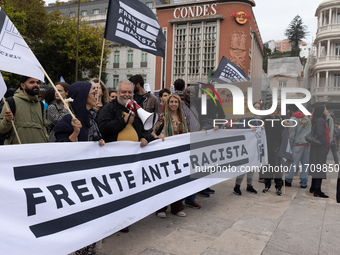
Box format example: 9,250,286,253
173,4,217,19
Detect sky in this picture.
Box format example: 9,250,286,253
43,0,323,44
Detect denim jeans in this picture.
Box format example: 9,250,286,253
285,145,310,186
185,193,197,204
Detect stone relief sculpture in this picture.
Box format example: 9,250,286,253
230,31,247,70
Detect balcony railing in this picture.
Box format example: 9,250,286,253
316,55,340,63
113,63,119,68
126,62,133,68
317,23,340,34
140,62,147,67
314,87,340,93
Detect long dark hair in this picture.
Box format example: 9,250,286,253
312,105,326,124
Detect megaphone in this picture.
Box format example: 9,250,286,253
125,99,159,130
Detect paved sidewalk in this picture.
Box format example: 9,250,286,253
97,155,340,255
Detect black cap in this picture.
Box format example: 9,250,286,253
19,76,30,84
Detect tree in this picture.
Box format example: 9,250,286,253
262,46,272,73
35,11,110,83
284,15,309,56
0,0,47,87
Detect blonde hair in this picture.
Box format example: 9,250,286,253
163,94,188,137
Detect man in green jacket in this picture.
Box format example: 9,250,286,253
0,76,49,145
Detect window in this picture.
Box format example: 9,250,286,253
105,8,108,13
279,81,287,87
142,75,147,84
146,2,153,8
81,10,87,16
113,51,119,68
335,74,340,87
337,13,340,23
127,50,133,68
335,43,340,56
113,75,119,88
70,12,75,17
283,48,285,52
126,74,132,79
173,21,217,78
276,43,280,47
93,9,99,15
287,42,289,46
283,43,285,46
141,52,147,67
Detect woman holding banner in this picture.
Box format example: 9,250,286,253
155,94,188,217
54,81,104,144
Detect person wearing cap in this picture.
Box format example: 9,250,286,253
0,76,49,144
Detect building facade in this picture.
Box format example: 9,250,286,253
46,0,163,90
154,0,264,101
310,0,340,116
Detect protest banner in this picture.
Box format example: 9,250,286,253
0,129,267,254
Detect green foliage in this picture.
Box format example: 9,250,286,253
284,15,309,56
262,46,271,73
35,10,110,84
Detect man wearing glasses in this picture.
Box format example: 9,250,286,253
0,76,49,144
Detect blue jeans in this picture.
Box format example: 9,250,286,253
185,193,197,204
285,145,310,186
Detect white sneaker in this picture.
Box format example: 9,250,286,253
176,211,186,217
157,212,167,218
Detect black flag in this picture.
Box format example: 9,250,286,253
104,0,166,58
213,56,249,83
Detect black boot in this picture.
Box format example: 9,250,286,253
309,187,315,193
314,188,329,198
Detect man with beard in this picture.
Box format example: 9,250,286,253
129,74,160,114
98,80,150,147
0,76,49,144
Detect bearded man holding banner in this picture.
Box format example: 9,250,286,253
0,76,49,144
98,79,151,146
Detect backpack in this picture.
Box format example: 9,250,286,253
0,97,44,145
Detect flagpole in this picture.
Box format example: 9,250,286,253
2,96,21,144
40,67,75,119
97,38,106,103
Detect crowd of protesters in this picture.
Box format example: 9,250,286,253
1,75,340,254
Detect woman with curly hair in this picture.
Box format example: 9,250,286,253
154,94,188,218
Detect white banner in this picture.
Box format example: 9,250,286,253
0,8,44,81
0,129,267,255
0,72,6,98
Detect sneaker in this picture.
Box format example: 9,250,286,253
276,188,282,196
176,211,186,217
205,188,215,194
246,185,257,194
234,185,242,195
300,185,307,189
157,212,167,218
284,181,292,187
199,191,210,197
185,201,201,209
262,187,270,193
258,179,265,183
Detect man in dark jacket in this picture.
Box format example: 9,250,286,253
262,107,283,195
98,80,150,147
129,74,160,114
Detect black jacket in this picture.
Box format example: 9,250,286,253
98,98,150,143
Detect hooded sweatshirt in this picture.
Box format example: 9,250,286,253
289,111,311,146
55,82,101,142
